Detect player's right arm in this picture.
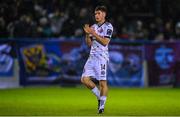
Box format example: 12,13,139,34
83,24,92,47
85,34,92,47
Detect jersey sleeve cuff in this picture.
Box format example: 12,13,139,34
104,36,111,39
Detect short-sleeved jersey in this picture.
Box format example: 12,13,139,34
89,22,113,61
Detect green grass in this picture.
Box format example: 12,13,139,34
0,86,180,116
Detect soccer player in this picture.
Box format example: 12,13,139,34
81,5,113,114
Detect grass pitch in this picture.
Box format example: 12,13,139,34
0,86,180,116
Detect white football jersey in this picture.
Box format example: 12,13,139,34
89,22,113,61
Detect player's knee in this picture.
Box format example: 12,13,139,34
81,77,87,84
81,77,90,84
81,77,85,84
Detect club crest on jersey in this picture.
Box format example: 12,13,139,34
101,71,105,75
98,28,103,33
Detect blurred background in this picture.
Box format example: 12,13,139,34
0,0,180,88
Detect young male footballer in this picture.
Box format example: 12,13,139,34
81,5,113,114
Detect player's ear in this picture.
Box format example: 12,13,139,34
102,12,106,18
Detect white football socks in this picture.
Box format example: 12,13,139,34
99,96,107,109
91,86,100,100
91,87,107,110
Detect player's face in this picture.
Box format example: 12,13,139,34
95,10,106,23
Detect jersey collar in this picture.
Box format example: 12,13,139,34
97,21,106,27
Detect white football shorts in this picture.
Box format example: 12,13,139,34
82,55,108,81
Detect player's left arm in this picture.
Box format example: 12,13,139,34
91,32,109,46
90,27,113,46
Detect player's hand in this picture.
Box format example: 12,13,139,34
83,24,91,34
89,28,96,35
83,24,96,35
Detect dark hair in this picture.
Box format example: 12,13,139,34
95,5,107,14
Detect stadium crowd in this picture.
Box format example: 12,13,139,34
0,0,180,40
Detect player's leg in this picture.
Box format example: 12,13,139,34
99,80,108,96
81,76,96,89
81,77,100,101
96,60,108,114
98,80,108,113
81,59,100,100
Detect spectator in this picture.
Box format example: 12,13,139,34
12,15,37,37
49,9,69,37
37,17,52,37
0,0,180,40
